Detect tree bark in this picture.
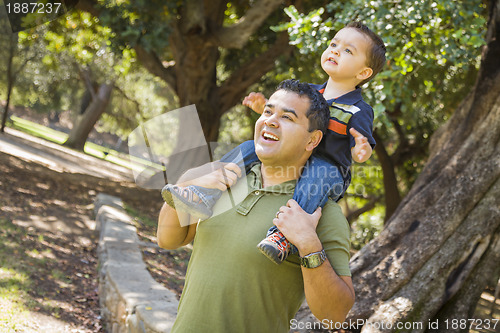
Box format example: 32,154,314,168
63,83,114,150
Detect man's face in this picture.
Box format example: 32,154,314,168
254,89,315,168
321,27,372,83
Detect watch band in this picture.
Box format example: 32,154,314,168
300,249,327,268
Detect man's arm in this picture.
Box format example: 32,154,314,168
157,162,242,249
298,235,355,324
273,200,355,324
157,203,198,249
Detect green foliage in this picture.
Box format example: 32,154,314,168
13,28,77,114
36,11,135,78
95,0,179,53
272,6,331,54
350,206,384,251
216,105,254,158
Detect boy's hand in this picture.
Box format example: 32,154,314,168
350,128,372,163
242,92,267,114
178,162,242,191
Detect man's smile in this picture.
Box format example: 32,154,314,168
261,130,279,142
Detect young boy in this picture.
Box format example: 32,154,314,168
162,22,386,264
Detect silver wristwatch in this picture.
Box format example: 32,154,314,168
300,249,327,268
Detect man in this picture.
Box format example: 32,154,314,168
157,80,355,332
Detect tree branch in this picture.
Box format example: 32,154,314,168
77,66,97,100
212,0,284,49
134,45,177,90
218,32,293,112
346,196,381,222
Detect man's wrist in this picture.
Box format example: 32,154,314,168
297,238,323,257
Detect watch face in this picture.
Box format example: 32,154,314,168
301,250,326,268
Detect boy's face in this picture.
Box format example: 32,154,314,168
321,27,373,85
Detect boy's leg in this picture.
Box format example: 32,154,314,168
257,155,345,263
189,140,259,205
162,140,259,218
219,140,259,172
292,154,345,213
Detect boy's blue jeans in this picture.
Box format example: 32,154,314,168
190,140,345,252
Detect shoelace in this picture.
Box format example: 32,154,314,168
268,233,290,253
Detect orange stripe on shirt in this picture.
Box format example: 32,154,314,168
318,88,325,94
328,119,347,135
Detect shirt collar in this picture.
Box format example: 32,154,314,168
247,164,296,195
316,81,364,105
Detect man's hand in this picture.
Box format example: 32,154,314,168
179,162,242,191
242,92,267,114
350,127,372,163
273,199,323,256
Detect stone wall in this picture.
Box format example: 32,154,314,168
94,194,178,333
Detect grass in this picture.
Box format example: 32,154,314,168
8,116,68,144
7,115,165,174
124,203,157,229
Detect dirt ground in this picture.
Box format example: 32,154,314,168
0,142,175,332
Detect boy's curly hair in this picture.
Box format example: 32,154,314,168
346,22,387,87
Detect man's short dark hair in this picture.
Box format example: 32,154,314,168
276,79,330,135
345,21,386,87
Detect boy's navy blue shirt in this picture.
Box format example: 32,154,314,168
310,82,376,189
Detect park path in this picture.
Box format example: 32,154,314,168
0,127,134,181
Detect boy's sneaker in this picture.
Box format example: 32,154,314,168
161,184,213,220
257,230,291,264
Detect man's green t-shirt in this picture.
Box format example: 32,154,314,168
171,164,351,333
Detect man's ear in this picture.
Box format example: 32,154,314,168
306,130,323,151
356,67,373,81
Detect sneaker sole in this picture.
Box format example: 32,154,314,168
162,187,212,220
257,242,284,265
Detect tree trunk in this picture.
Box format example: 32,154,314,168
373,131,401,222
63,83,113,150
345,1,500,330
1,35,17,133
